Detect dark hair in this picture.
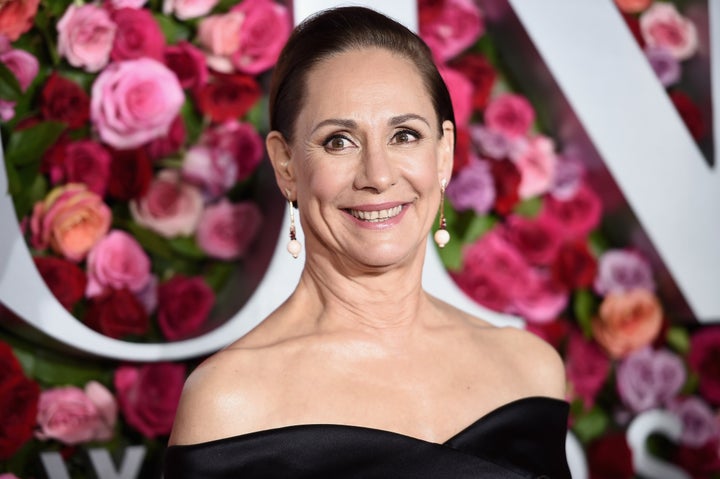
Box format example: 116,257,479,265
269,6,455,143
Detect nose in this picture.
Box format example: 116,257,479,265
353,142,396,192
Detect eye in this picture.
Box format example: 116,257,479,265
391,129,421,145
323,134,355,152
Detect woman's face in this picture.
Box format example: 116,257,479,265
270,47,454,269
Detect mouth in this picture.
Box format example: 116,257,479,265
346,205,404,223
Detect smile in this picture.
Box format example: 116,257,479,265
348,205,404,222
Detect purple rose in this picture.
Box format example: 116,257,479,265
644,46,681,87
446,158,495,215
594,249,655,295
616,347,686,413
469,125,512,160
550,151,586,200
668,396,719,448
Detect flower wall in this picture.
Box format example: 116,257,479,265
0,0,718,477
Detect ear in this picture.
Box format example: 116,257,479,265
437,120,455,183
266,130,296,199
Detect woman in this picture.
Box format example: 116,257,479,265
165,6,570,478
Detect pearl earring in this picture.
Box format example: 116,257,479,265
434,179,450,248
286,192,302,258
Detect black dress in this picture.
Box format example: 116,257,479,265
163,396,571,478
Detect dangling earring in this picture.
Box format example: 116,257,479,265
286,191,302,258
434,179,450,248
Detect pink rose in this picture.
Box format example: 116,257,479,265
616,347,686,412
181,145,237,199
30,184,112,262
452,267,511,313
197,11,244,73
196,199,262,260
36,381,117,445
484,93,535,139
0,46,38,91
130,169,204,238
57,4,117,73
510,135,557,199
420,0,484,62
164,41,208,90
512,271,568,324
86,230,151,298
58,140,112,196
565,331,611,408
640,2,698,61
439,66,473,127
230,0,291,74
115,362,186,438
91,58,184,149
106,0,148,9
158,275,215,340
201,120,264,182
110,7,165,61
0,0,39,41
163,0,219,20
539,182,603,241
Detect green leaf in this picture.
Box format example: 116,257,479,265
572,406,609,444
436,236,463,271
154,13,192,43
573,289,597,337
204,261,236,292
246,96,269,132
666,326,690,355
0,62,22,101
31,349,112,388
169,236,206,259
462,214,496,244
512,196,542,217
5,121,66,167
126,223,174,260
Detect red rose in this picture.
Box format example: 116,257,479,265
107,147,153,201
34,256,87,311
145,115,186,161
63,140,112,196
157,275,215,340
490,159,521,215
114,362,186,438
196,73,261,123
587,432,634,479
565,330,611,408
0,343,40,460
452,268,511,313
85,288,149,339
164,41,208,90
674,439,720,479
622,12,645,47
450,53,497,111
503,214,562,266
40,72,90,129
418,0,444,26
670,90,705,141
526,317,571,349
552,240,598,289
688,327,720,405
111,8,165,61
452,127,471,174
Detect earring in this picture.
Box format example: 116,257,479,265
286,192,302,258
434,179,450,248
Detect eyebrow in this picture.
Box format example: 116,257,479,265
311,114,431,134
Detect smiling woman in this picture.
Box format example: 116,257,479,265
164,6,571,478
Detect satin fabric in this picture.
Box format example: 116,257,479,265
163,396,571,478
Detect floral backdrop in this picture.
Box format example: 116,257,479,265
0,0,718,477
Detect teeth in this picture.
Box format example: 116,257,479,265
350,205,403,222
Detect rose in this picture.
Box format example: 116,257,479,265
110,7,165,61
550,153,585,200
452,268,511,313
594,249,655,296
640,2,698,61
107,147,154,201
85,288,149,338
645,46,681,87
591,289,663,358
526,317,571,349
30,184,112,262
196,199,263,260
551,240,597,289
163,0,220,20
164,41,208,90
130,169,204,238
565,331,610,408
91,58,185,149
688,327,720,405
40,72,90,129
469,125,512,160
489,159,521,215
197,11,244,72
57,4,117,73
484,93,535,139
0,43,38,91
145,115,186,161
34,256,87,310
0,374,40,460
0,0,39,41
86,230,152,298
201,121,264,182
674,439,720,479
450,53,496,111
439,66,473,127
36,381,117,445
586,432,634,479
181,145,238,199
420,0,484,62
512,271,568,324
0,342,24,386
667,396,719,448
50,140,112,196
614,0,651,14
670,90,705,141
196,73,262,123
503,214,562,266
510,135,557,199
107,0,149,8
452,127,471,174
114,362,187,437
157,275,215,340
539,182,603,240
230,0,291,74
616,347,685,413
445,157,495,215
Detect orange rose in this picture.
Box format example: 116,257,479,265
591,289,663,358
614,0,652,14
0,0,40,41
30,184,112,262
